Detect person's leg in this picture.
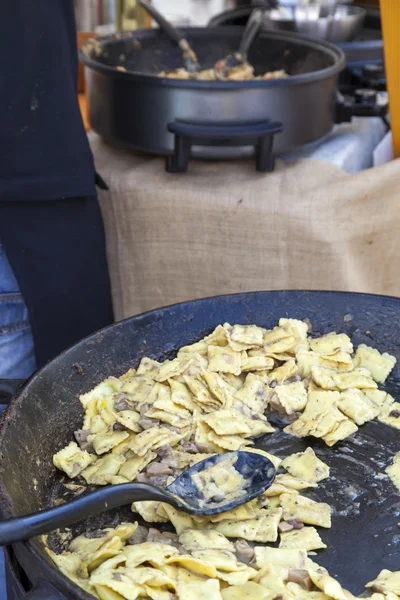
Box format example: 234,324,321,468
0,196,114,368
0,242,36,378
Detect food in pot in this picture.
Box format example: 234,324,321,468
49,318,399,599
158,64,288,81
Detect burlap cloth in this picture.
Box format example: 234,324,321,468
90,134,400,321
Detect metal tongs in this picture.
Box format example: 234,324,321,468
214,9,265,80
138,0,201,75
214,0,291,80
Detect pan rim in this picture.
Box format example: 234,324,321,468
80,26,346,89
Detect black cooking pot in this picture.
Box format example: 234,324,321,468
81,27,387,172
1,290,400,599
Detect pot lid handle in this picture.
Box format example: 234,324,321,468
166,119,283,173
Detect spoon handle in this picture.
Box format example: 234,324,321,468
0,483,177,546
138,0,185,46
238,9,264,58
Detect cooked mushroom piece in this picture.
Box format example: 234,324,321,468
113,422,128,432
234,539,255,564
156,445,173,457
146,528,178,545
288,569,313,591
278,521,294,533
128,525,148,545
138,418,160,430
287,519,304,529
147,474,170,487
74,429,94,453
139,403,152,417
114,394,130,412
179,440,199,453
146,462,172,476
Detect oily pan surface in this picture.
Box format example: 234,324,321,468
0,291,400,596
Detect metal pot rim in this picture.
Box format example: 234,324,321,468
80,26,346,89
268,4,367,20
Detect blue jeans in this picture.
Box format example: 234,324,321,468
0,246,35,594
0,243,36,378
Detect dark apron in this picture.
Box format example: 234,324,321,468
0,197,114,368
0,1,114,366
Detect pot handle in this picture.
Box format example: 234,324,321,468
166,119,283,173
0,379,26,404
23,580,67,599
335,89,389,128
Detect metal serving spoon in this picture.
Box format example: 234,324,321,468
214,9,264,80
0,451,275,546
138,0,200,75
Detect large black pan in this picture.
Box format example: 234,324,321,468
0,291,400,599
81,26,388,173
82,27,345,167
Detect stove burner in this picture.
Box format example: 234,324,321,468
355,88,378,104
363,63,384,78
360,63,386,90
335,86,389,129
339,61,386,96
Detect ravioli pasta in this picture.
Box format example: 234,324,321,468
158,65,288,81
48,522,400,600
50,319,399,600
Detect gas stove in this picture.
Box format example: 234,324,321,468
336,6,388,136
283,4,388,173
338,5,385,96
